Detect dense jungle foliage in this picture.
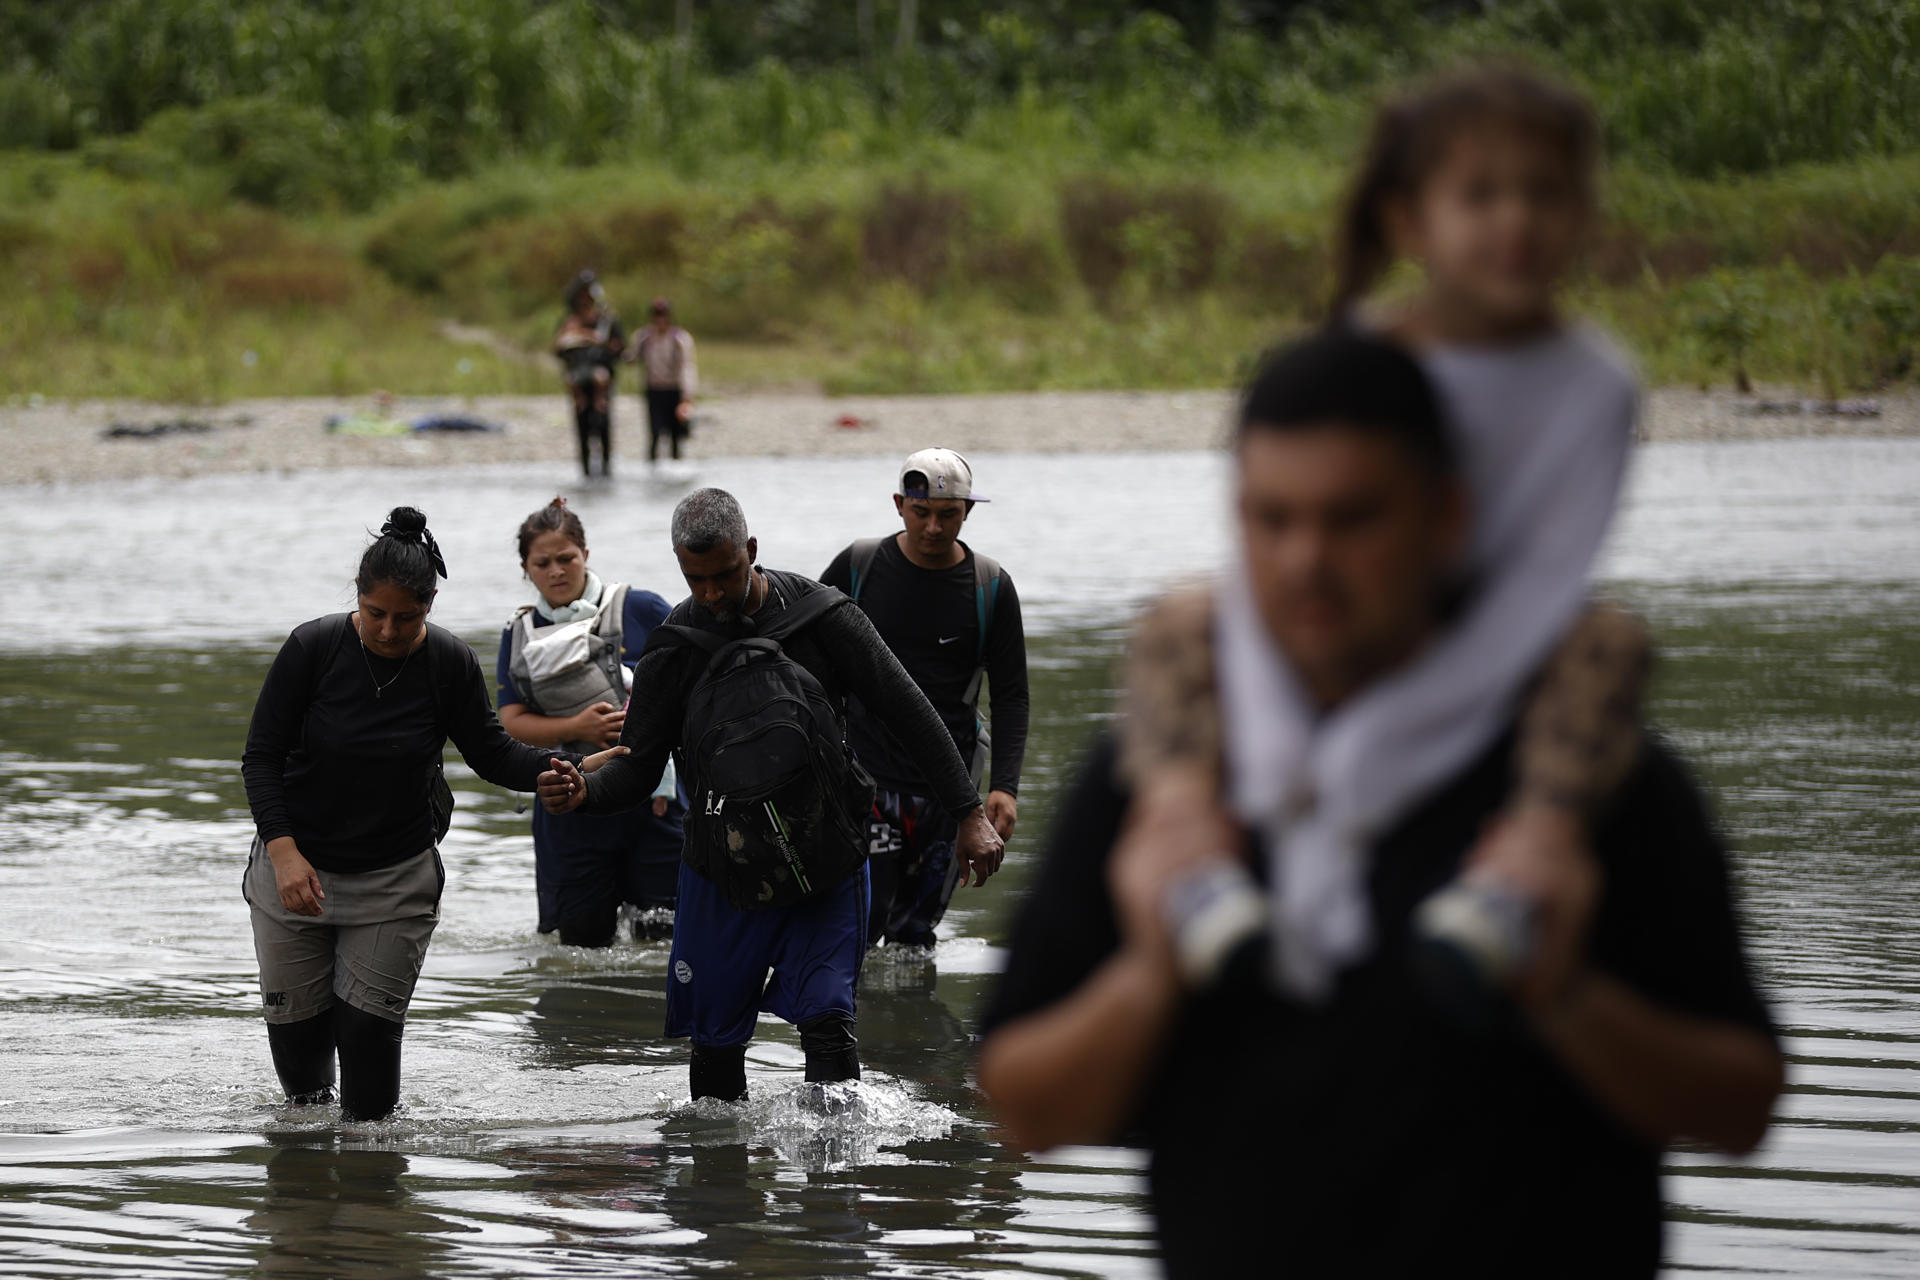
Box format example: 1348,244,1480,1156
3,0,1917,399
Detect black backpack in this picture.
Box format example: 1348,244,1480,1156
647,586,875,910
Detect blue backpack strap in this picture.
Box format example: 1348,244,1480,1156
969,548,1002,666
846,537,886,604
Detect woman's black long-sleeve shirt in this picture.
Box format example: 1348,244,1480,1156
242,614,571,872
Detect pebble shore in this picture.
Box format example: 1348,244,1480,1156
4,386,1916,486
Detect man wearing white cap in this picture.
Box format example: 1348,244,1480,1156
821,448,1030,949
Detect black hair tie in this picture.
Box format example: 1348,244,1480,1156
421,527,449,579
379,520,451,579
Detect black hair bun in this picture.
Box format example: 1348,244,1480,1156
382,506,429,538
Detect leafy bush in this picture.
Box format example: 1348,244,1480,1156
862,180,968,290
1827,256,1920,384
365,196,468,294
0,69,75,149
1687,269,1770,392
1061,177,1229,307
139,97,372,210
18,0,1920,183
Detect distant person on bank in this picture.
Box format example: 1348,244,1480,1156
977,334,1784,1277
628,297,697,464
241,507,621,1120
554,271,625,478
820,448,1029,949
497,496,685,947
537,488,1004,1100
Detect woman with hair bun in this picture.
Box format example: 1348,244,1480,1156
498,496,684,947
240,506,623,1121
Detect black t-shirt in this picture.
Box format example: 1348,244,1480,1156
820,536,1030,797
980,731,1777,1278
242,615,568,872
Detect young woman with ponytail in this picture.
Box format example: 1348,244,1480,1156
240,506,622,1120
497,496,684,947
1116,64,1650,1012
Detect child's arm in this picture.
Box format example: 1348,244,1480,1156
1514,601,1653,818
1116,585,1222,795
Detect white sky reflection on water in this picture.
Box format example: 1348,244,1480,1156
3,436,1917,652
0,435,1916,1277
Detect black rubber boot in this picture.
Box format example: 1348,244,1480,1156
334,1003,405,1122
587,406,611,476
266,1010,337,1104
798,1012,860,1084
689,1042,748,1102
575,406,594,477
556,904,618,949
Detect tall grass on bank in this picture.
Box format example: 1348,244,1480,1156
7,1,1920,401
4,141,1919,403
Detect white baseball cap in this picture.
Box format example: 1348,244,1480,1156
897,447,989,502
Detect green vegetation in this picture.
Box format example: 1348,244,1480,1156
4,0,1919,401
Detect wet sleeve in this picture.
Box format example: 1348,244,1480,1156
679,331,698,397
241,627,317,846
818,546,853,594
580,644,683,814
621,590,673,665
822,601,980,817
495,625,524,709
985,572,1030,797
978,735,1129,1037
1590,742,1778,1041
446,638,577,791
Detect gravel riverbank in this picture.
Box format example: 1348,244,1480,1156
4,386,1916,486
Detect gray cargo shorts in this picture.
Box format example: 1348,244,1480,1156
243,838,444,1025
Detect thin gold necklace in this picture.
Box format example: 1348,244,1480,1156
355,616,416,698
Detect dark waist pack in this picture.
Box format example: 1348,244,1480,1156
648,587,874,910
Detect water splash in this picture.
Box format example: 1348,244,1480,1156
662,1078,960,1173
861,942,938,993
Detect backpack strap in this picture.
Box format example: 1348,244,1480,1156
846,537,886,603
304,614,355,714
961,550,1003,790
969,548,1002,667
645,621,722,656
643,582,850,658
754,583,850,644
421,623,467,734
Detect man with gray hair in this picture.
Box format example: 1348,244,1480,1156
539,487,1004,1101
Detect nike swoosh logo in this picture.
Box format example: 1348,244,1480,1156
938,636,962,645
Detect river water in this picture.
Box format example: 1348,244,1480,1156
0,440,1915,1277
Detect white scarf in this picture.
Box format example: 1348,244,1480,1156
534,569,605,625
1217,326,1636,1000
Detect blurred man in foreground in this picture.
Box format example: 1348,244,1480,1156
977,330,1782,1277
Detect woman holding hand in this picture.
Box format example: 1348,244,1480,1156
241,506,617,1120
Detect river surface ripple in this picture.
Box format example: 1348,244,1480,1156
0,440,1916,1277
